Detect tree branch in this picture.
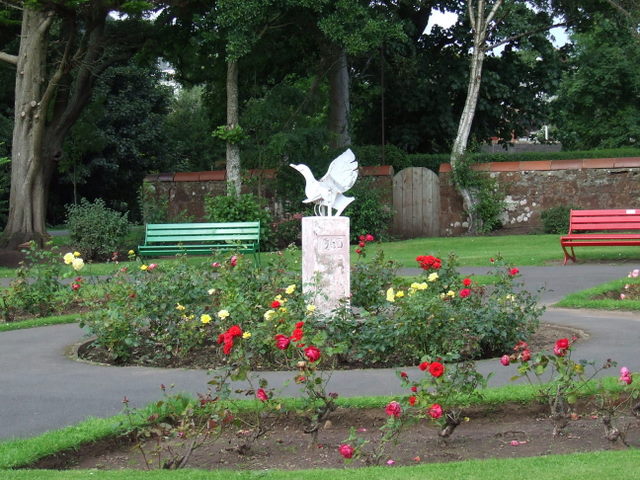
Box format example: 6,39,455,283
0,51,18,65
486,21,570,51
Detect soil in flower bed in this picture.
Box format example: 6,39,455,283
77,323,581,370
31,402,638,471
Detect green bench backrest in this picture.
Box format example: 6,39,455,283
144,222,260,244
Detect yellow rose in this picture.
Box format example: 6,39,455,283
285,284,296,295
306,304,316,313
395,290,405,298
386,287,395,303
217,309,230,319
446,290,455,297
128,250,135,256
264,310,275,321
242,332,252,339
73,251,81,257
63,253,74,265
140,265,148,271
417,282,428,290
200,314,212,324
207,288,216,295
428,272,439,282
176,303,186,311
71,258,84,271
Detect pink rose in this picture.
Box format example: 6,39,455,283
620,374,632,385
275,334,290,350
459,288,471,298
211,262,221,268
230,255,238,267
509,267,519,276
71,283,81,291
554,338,569,356
256,388,268,402
385,401,402,418
365,234,375,242
304,345,321,362
428,403,443,419
500,355,510,366
338,444,355,459
520,349,531,362
620,367,630,376
147,263,158,271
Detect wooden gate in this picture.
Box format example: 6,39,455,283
392,167,440,238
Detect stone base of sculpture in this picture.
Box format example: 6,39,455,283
302,216,350,317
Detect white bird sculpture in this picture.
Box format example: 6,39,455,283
290,149,358,217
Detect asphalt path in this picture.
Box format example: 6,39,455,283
1,263,639,440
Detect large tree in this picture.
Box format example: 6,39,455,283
0,1,151,247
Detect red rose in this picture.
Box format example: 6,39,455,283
459,288,471,298
295,321,304,328
385,401,402,418
520,349,531,362
217,333,225,344
410,386,418,393
71,283,81,291
290,328,304,342
256,388,269,402
509,267,519,276
513,341,528,351
463,278,472,287
554,338,570,357
359,241,365,247
429,361,445,378
355,248,362,255
227,325,243,338
304,345,321,362
223,339,234,355
271,300,281,309
428,403,443,419
365,234,374,242
418,361,430,371
230,255,238,267
275,334,290,350
400,371,408,378
338,444,355,459
359,235,365,241
409,396,417,406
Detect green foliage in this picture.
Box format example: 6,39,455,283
269,213,304,250
541,205,575,234
452,158,505,234
65,198,130,261
138,182,168,224
0,242,75,320
552,15,640,150
212,124,248,145
344,177,394,241
204,192,272,248
351,249,398,309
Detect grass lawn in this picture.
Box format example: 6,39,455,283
3,233,640,279
554,277,640,311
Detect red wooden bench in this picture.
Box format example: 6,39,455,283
561,209,640,265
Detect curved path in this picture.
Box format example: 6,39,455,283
1,264,639,440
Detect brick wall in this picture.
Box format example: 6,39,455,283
143,166,394,222
439,158,640,236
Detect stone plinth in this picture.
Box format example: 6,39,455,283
302,216,350,316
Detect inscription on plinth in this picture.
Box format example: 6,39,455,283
302,216,350,316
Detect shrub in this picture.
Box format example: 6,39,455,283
204,192,272,249
66,198,130,261
270,213,303,250
345,178,394,242
541,205,575,234
138,181,168,224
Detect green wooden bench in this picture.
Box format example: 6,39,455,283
137,222,261,266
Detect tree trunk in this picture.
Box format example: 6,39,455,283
4,8,54,248
449,0,502,235
328,48,351,149
226,59,241,196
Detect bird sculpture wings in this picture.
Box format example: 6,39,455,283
290,149,358,217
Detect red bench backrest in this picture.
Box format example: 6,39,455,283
569,209,640,232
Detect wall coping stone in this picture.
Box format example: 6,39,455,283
438,157,640,173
